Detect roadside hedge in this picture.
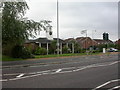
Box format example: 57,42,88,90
34,47,47,55
11,45,34,59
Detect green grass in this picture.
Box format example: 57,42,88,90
35,52,101,58
2,55,23,61
2,52,102,61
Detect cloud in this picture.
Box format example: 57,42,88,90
25,1,118,41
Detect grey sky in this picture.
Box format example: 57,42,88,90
25,0,118,41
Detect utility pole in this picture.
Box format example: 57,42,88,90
57,0,59,56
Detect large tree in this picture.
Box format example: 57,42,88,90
2,1,51,55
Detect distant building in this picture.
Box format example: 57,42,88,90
24,38,65,54
93,39,113,45
94,32,113,45
24,32,114,54
64,37,97,49
76,37,97,49
115,39,120,45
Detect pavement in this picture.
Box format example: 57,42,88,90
1,52,120,89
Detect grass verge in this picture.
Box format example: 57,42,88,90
2,52,102,61
2,55,23,61
35,52,101,58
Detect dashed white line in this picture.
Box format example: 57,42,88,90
9,73,42,81
2,61,119,82
0,79,8,82
56,69,62,73
16,74,24,78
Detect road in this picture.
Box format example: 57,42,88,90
1,53,120,89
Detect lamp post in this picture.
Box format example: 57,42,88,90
92,30,96,50
81,30,87,54
85,30,87,54
57,0,59,56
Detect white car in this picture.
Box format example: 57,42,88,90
108,48,118,52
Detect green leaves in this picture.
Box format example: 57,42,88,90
2,1,52,56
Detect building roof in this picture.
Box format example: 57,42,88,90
53,38,65,43
64,38,76,43
76,37,96,43
25,37,65,44
115,39,120,44
36,38,51,43
93,39,113,44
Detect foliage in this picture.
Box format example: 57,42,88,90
62,46,71,54
80,49,86,53
96,44,117,52
116,44,120,50
2,1,51,56
74,42,81,53
49,40,57,54
69,40,81,53
96,44,107,52
34,47,47,55
11,45,34,59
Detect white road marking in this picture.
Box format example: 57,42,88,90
56,69,62,73
3,73,22,76
93,79,120,90
60,67,76,70
9,73,42,81
16,74,24,78
57,71,73,73
108,85,120,90
73,67,88,72
2,61,119,82
0,79,8,82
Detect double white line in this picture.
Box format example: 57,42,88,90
93,79,120,90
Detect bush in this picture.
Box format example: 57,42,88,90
34,47,47,55
80,49,86,53
11,45,34,59
62,46,71,54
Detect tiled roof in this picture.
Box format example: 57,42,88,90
93,39,113,43
115,39,120,44
76,37,96,43
64,38,76,43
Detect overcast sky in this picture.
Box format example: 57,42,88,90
25,0,118,41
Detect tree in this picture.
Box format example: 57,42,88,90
74,42,81,53
62,45,71,54
70,40,81,53
49,40,57,54
2,1,51,56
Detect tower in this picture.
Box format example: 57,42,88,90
103,32,109,40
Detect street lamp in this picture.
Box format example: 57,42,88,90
57,0,59,56
92,30,96,50
81,30,87,54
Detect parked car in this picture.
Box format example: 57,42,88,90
108,48,118,52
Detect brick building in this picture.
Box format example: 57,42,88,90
76,37,97,49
